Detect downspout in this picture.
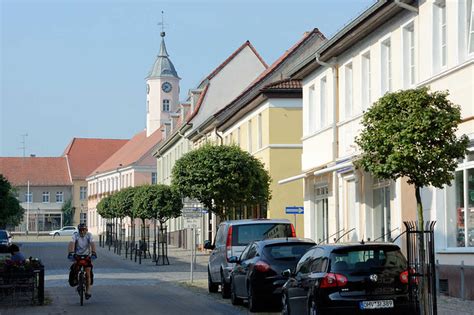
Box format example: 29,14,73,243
315,53,341,239
214,127,223,145
394,0,418,13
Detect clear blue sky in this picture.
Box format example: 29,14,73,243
1,0,374,157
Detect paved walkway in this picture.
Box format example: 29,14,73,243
438,295,474,315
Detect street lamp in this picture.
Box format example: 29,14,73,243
36,207,40,238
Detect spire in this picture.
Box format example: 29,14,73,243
147,11,179,79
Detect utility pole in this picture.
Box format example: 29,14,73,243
20,133,28,157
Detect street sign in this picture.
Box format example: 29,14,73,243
184,217,200,228
182,207,204,218
285,206,304,214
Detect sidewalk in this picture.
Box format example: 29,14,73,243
438,295,474,315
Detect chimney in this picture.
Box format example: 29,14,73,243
181,102,191,119
30,154,36,157
170,112,180,131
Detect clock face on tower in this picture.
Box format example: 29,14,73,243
161,82,172,93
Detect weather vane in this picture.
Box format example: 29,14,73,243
158,10,167,37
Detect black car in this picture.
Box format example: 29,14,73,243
281,243,413,315
229,238,315,312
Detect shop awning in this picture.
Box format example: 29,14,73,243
313,160,353,176
277,173,307,185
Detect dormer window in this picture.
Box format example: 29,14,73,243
163,99,170,112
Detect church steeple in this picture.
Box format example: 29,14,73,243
146,11,180,137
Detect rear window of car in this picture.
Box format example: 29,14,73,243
232,223,292,246
0,231,7,239
264,243,314,261
330,246,406,272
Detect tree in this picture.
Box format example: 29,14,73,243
61,199,74,226
0,174,24,229
171,144,271,219
112,187,138,243
97,195,113,219
355,87,469,225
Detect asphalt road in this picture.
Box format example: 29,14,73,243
0,240,248,315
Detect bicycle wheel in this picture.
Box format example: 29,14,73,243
78,271,85,306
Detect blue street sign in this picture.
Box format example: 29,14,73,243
285,206,304,214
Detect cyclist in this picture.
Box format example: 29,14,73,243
68,223,97,300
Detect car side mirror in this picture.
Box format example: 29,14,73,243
228,256,240,263
282,269,292,277
203,240,215,250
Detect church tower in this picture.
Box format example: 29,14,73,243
146,28,180,137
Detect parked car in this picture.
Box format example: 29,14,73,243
0,230,12,246
49,226,77,237
281,243,413,315
204,219,296,298
229,238,315,312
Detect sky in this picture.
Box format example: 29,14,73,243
1,0,375,157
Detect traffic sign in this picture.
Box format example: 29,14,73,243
182,207,204,218
184,217,200,229
285,206,304,214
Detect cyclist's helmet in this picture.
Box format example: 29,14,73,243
77,223,87,231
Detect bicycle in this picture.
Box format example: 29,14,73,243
74,255,91,306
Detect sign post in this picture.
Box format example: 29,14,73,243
182,207,203,283
285,206,304,233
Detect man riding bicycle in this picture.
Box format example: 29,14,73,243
68,223,97,300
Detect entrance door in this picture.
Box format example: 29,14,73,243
372,185,391,241
315,185,329,243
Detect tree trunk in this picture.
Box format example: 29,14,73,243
415,186,429,315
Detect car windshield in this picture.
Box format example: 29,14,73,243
330,246,406,273
232,224,292,246
263,243,313,261
0,231,7,239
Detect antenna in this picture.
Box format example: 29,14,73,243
158,10,167,37
19,133,28,157
334,228,355,243
373,227,400,242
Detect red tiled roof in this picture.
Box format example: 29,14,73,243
63,138,128,180
262,79,302,90
90,128,162,176
0,157,72,186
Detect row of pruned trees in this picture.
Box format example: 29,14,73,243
96,184,182,244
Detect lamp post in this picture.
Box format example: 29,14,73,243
36,207,40,238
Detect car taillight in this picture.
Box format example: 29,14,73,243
254,261,270,273
226,226,233,261
320,273,347,288
400,268,418,285
290,224,296,237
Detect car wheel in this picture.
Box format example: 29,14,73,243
247,282,260,312
208,268,218,293
221,272,230,299
230,278,242,305
54,232,59,237
281,292,291,315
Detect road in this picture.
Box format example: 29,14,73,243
0,240,249,315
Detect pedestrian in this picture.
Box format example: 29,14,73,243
9,244,26,263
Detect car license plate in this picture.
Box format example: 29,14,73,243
359,300,394,309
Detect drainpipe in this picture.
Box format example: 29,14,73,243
315,53,341,239
394,0,418,13
214,127,223,145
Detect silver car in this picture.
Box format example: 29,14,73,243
49,226,78,237
204,219,296,298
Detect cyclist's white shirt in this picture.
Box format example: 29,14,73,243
72,232,94,255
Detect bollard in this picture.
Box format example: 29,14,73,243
139,247,142,264
461,260,465,300
134,244,138,262
38,265,45,305
435,259,439,296
125,241,128,259
153,241,157,262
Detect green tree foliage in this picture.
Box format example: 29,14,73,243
133,184,182,228
97,195,113,219
171,144,271,218
61,199,74,226
0,174,24,229
355,87,469,225
112,187,137,220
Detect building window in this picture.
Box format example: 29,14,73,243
403,22,415,87
308,85,316,134
257,113,262,149
247,120,253,153
446,149,474,247
56,191,63,203
151,172,157,184
433,1,447,71
320,77,327,128
42,192,49,203
80,186,87,200
80,212,87,225
344,63,353,118
25,192,32,203
381,39,392,94
368,178,392,242
314,185,329,243
162,99,170,112
469,0,474,54
361,52,371,110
